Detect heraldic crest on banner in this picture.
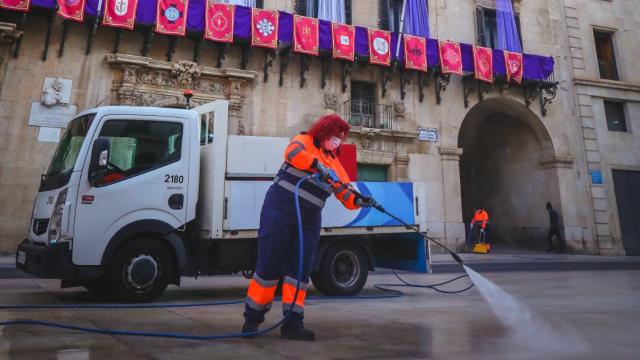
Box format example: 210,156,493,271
404,35,428,72
205,1,235,43
103,0,139,29
293,15,319,55
368,29,391,66
473,45,493,83
332,23,355,61
439,41,463,75
156,0,190,36
251,8,279,49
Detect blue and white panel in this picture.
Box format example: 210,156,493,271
321,182,416,228
226,181,416,230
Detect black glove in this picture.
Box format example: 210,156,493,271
315,162,339,183
355,195,376,208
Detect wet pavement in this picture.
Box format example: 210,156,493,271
1,255,639,359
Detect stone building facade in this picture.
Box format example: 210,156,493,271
0,0,637,255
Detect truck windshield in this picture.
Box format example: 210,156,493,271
39,114,95,191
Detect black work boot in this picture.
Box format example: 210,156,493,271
280,313,316,341
241,319,260,338
242,309,265,338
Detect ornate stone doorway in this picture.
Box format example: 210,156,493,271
107,54,257,135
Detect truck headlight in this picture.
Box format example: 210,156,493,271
48,188,68,245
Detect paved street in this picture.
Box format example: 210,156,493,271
1,254,639,359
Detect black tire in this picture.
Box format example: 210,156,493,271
82,276,110,298
108,237,173,303
312,241,369,296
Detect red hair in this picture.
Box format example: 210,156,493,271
307,114,350,142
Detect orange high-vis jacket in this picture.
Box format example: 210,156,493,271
284,134,360,210
471,210,489,229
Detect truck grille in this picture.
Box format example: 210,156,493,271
32,218,49,235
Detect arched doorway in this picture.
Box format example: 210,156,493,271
458,97,560,251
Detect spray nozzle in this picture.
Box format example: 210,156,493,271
450,252,464,265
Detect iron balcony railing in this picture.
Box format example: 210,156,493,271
343,100,394,130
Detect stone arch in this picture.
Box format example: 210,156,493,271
458,96,564,251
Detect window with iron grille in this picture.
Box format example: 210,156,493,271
350,81,376,128
295,0,352,24
604,101,627,132
475,7,521,49
594,30,619,81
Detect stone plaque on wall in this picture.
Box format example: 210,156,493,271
29,102,78,128
28,77,77,128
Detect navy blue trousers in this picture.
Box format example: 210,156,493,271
244,184,322,323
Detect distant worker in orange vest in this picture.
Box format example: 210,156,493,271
467,206,490,250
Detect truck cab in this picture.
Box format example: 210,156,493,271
17,101,429,303
17,106,199,301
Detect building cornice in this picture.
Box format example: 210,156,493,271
574,77,640,92
106,53,258,82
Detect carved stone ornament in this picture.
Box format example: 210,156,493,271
360,128,380,150
171,60,202,88
107,53,258,135
0,22,21,45
392,101,405,119
324,93,337,110
41,77,72,107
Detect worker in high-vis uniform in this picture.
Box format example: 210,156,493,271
468,206,490,249
241,115,375,341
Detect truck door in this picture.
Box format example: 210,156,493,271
73,116,189,266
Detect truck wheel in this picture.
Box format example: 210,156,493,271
108,237,173,303
312,242,368,296
82,277,110,298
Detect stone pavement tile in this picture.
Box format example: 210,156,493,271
1,271,639,359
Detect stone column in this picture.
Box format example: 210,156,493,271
540,156,589,253
440,147,466,250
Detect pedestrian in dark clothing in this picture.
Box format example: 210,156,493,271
546,202,567,253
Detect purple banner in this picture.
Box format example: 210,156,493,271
26,1,554,80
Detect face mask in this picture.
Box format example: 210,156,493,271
324,136,342,151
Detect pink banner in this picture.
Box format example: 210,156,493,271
57,0,86,22
0,0,30,12
332,23,355,61
103,0,139,30
473,45,493,83
439,41,463,75
404,35,427,72
504,51,523,84
293,15,319,55
251,8,278,49
156,0,189,36
368,29,391,66
205,2,234,43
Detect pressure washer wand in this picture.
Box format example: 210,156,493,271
371,202,464,266
327,178,465,266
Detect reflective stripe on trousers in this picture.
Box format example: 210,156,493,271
245,273,278,311
281,276,308,314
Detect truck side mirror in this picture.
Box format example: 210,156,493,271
88,137,110,186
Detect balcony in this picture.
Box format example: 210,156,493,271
343,100,394,130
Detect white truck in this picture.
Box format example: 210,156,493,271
16,100,429,302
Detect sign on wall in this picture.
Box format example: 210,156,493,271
590,170,603,185
418,127,439,142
